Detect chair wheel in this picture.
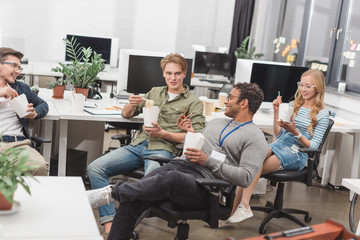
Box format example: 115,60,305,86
259,226,267,234
304,214,312,222
131,231,139,240
265,201,273,207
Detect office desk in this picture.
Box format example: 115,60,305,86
0,176,102,240
38,89,142,176
208,108,360,187
342,178,360,235
38,91,360,181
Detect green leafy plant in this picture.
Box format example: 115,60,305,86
51,36,106,89
234,36,264,60
47,77,67,89
30,85,39,94
0,142,37,203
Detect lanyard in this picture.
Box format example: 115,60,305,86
219,120,253,150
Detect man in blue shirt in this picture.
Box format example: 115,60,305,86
0,47,49,176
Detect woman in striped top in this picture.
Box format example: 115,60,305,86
226,69,330,223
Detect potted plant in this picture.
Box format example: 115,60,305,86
234,36,264,60
30,85,39,95
0,140,36,210
47,76,67,99
52,37,106,99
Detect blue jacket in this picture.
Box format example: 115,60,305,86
9,81,49,140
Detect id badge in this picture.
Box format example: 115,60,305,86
211,150,226,163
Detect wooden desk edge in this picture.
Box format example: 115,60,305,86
237,219,360,240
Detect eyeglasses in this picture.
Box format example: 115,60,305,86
0,61,23,72
226,94,242,101
297,82,316,90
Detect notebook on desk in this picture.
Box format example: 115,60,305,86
84,108,122,115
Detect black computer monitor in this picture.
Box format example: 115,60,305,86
65,34,112,64
250,63,309,103
194,51,232,77
126,55,192,94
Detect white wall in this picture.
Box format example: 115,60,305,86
1,0,234,61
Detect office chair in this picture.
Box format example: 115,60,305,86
132,156,236,240
30,136,51,153
210,83,233,99
104,121,142,154
252,118,334,234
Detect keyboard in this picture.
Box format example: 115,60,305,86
198,79,230,84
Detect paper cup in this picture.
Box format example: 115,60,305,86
218,92,227,108
204,100,215,116
9,94,29,118
279,104,293,123
72,93,85,112
143,106,160,127
338,82,346,93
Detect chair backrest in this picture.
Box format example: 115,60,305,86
305,118,334,185
218,83,233,97
313,118,334,167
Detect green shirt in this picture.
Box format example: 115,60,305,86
125,85,205,156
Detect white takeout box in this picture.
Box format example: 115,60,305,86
9,94,29,118
279,104,293,123
183,132,205,155
143,106,160,127
72,93,86,112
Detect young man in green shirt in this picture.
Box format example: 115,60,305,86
88,53,205,234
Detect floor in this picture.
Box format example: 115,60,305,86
91,178,353,240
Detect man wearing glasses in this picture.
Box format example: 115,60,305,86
87,82,269,239
0,47,49,176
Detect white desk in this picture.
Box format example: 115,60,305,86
342,178,360,235
38,91,360,181
208,108,360,187
0,176,102,240
38,89,143,176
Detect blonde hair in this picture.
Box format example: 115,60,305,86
293,69,325,135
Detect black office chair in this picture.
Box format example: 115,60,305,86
104,122,142,154
252,118,334,234
30,136,51,153
134,156,236,240
210,83,233,99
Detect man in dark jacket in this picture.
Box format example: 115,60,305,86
0,47,49,176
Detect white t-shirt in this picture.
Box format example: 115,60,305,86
168,92,179,102
0,97,24,137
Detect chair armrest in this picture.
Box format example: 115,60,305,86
196,178,231,188
146,156,172,165
31,136,51,144
299,148,321,155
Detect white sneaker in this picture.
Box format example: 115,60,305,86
227,204,253,223
87,185,115,208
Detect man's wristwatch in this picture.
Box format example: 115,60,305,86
294,132,302,139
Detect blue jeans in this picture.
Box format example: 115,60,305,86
87,141,174,224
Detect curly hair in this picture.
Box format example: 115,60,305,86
233,82,264,114
293,69,325,135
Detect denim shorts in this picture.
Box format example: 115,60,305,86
269,131,307,171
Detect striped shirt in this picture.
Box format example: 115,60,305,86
293,107,329,149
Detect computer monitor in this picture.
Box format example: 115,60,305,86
117,49,169,94
234,59,290,84
193,51,232,77
126,55,193,94
250,63,309,103
65,34,119,68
